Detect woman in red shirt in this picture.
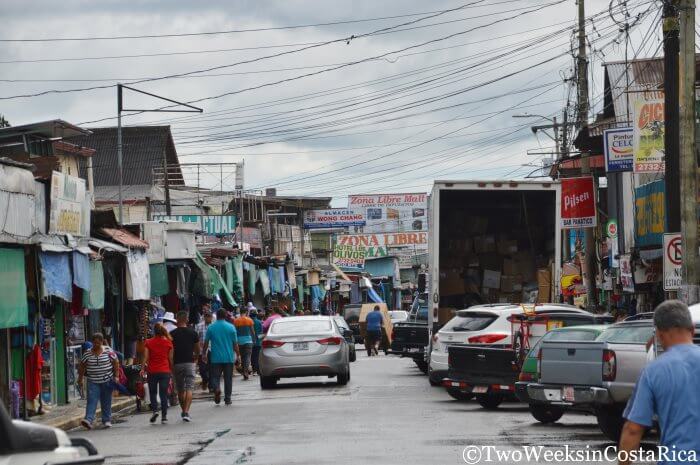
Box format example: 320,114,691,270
142,323,173,424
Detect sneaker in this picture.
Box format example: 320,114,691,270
214,391,221,405
182,413,191,422
161,416,168,424
224,400,232,406
150,412,159,424
80,419,92,430
103,421,112,429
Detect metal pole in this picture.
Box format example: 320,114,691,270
553,116,560,160
678,0,699,303
577,0,598,310
117,84,123,225
664,1,681,233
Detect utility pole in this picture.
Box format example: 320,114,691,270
163,151,172,216
664,1,681,233
678,0,699,303
577,0,598,309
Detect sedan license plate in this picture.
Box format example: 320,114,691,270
407,347,420,353
472,386,488,394
562,386,575,402
544,389,562,401
293,342,309,351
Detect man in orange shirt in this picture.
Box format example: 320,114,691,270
233,308,256,380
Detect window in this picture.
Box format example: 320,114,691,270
270,320,332,335
596,325,654,344
546,329,600,342
441,313,497,332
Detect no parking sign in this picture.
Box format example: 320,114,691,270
663,233,682,291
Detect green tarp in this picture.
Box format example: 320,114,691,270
224,260,234,294
0,248,28,329
82,261,105,309
247,266,257,296
149,263,169,297
232,255,244,302
258,269,271,296
296,276,305,305
192,251,236,307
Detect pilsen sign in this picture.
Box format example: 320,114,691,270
560,176,596,228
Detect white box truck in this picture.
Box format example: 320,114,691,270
428,180,562,331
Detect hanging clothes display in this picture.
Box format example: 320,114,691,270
24,345,43,404
296,276,305,305
267,266,279,293
232,255,244,302
125,249,150,301
39,251,72,302
149,263,169,297
286,262,297,289
258,269,271,296
0,247,29,329
310,285,321,311
82,261,105,310
72,251,91,291
224,259,234,293
276,266,286,294
247,266,257,296
176,266,190,299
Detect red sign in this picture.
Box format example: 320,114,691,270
561,177,596,229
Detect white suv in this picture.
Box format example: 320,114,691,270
427,303,582,385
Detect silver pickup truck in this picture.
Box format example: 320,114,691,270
527,319,654,441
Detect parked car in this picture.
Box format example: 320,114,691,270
443,306,612,407
514,324,609,423
259,316,351,389
388,310,409,323
333,315,357,362
389,294,430,372
526,319,656,440
342,304,363,344
0,404,104,465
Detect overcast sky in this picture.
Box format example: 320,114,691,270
0,0,665,205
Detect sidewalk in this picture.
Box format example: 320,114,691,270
30,395,136,431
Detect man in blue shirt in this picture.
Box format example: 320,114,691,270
619,300,700,465
365,306,384,357
203,309,240,405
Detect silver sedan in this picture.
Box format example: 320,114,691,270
259,316,350,389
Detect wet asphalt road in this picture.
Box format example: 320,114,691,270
70,350,642,465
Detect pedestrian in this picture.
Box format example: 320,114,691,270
195,307,215,391
250,310,263,375
233,308,256,380
142,323,173,424
78,333,119,430
365,305,383,357
162,312,177,333
170,311,200,422
203,309,240,405
618,300,700,464
262,307,283,333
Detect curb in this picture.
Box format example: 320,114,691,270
39,397,137,431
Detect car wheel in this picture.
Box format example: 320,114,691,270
528,403,565,423
349,347,356,363
428,368,442,386
446,388,474,401
596,406,626,442
414,359,429,374
476,392,504,410
260,376,277,390
337,366,350,386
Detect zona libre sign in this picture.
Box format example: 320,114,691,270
560,177,596,229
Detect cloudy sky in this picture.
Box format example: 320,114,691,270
0,0,664,205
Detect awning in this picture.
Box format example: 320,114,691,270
88,238,128,253
39,251,73,301
0,248,29,329
100,227,149,249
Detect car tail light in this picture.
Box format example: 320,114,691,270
602,349,616,381
262,339,285,348
536,348,542,380
468,334,508,344
317,337,343,345
519,372,533,382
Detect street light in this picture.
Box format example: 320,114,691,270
512,113,560,158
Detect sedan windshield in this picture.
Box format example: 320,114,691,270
596,325,654,344
270,320,332,335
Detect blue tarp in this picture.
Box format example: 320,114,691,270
39,252,72,302
72,251,91,290
367,287,384,303
276,266,286,293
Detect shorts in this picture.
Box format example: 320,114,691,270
173,363,196,392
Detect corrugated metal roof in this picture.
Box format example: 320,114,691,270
603,57,664,125
100,227,149,249
69,126,184,187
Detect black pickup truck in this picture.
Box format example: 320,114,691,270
388,294,430,372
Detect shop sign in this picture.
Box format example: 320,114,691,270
332,244,366,269
634,259,661,284
606,219,618,238
337,232,428,268
603,128,634,172
663,233,682,291
348,193,427,233
620,254,635,293
303,208,365,229
633,92,665,173
635,180,665,247
152,215,236,236
560,177,596,228
49,171,88,236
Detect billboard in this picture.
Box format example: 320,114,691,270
633,92,665,173
332,244,366,269
603,128,634,172
336,231,428,268
634,180,665,247
348,193,427,233
560,177,596,229
303,208,365,229
49,171,88,236
152,215,236,236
